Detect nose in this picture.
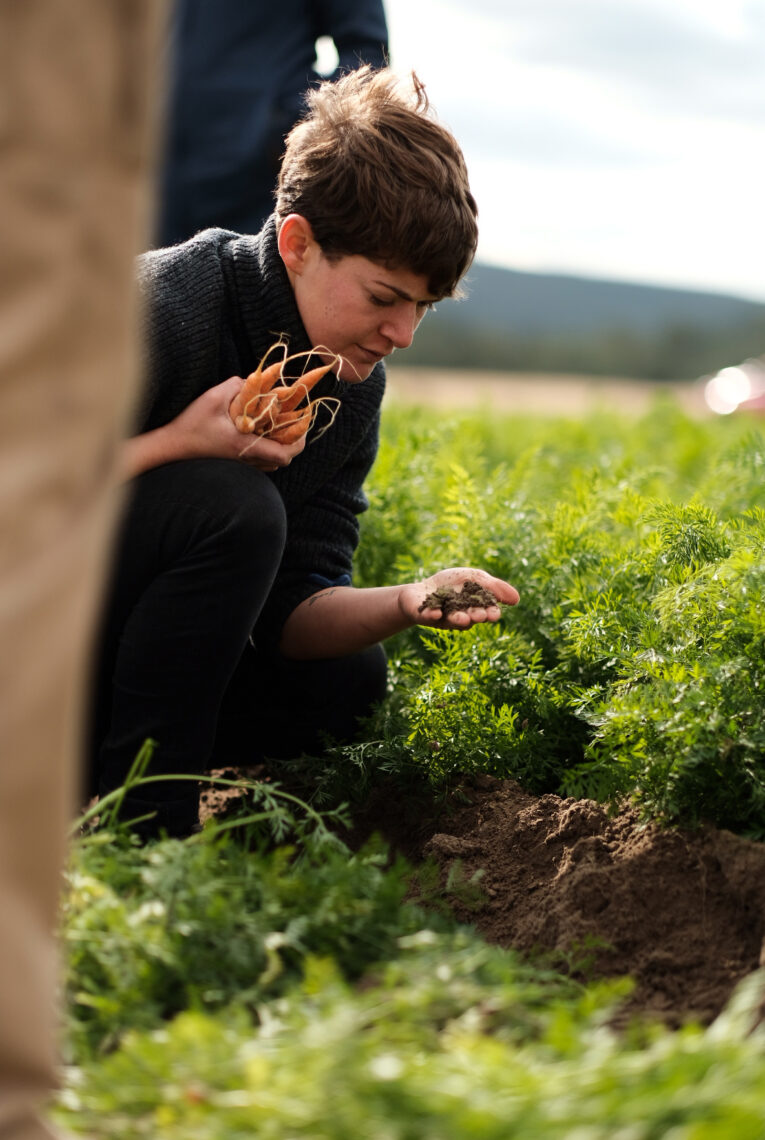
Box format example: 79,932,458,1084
379,303,421,350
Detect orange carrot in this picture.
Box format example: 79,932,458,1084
272,360,335,413
229,358,284,424
267,404,313,444
230,339,344,444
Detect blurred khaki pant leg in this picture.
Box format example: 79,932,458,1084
0,3,164,1136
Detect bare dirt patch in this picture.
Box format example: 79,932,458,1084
417,776,765,1027
201,768,765,1029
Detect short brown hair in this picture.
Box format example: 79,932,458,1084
275,67,478,299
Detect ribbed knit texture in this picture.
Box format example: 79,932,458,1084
134,218,385,645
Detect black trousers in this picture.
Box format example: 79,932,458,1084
88,459,387,835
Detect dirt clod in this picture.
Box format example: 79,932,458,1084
419,579,499,616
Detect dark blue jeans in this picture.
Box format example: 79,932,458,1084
88,459,387,835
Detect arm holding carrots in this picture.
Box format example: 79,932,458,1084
279,568,520,661
120,376,306,481
118,360,519,661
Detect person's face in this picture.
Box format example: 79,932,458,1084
278,215,439,382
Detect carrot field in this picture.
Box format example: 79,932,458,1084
56,387,765,1138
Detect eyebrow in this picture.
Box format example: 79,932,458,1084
372,278,438,304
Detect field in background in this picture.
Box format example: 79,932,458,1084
386,366,709,416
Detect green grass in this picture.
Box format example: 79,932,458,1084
57,804,765,1138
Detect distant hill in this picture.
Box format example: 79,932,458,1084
447,264,764,335
401,263,765,380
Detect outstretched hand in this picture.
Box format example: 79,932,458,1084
398,567,520,630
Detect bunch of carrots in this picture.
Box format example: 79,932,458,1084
229,340,342,445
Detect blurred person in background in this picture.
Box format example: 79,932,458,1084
155,0,389,247
0,2,163,1135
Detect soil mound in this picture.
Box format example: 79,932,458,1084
202,771,765,1028
419,776,765,1027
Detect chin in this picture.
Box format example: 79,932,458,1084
338,357,376,383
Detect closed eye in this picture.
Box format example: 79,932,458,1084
371,295,435,312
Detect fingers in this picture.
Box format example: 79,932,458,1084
466,571,519,608
220,375,246,404
442,567,520,607
237,431,306,469
418,604,502,630
488,580,520,607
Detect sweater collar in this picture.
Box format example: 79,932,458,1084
231,216,307,361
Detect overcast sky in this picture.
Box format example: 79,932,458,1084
379,0,765,301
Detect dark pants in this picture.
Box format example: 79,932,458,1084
88,459,387,835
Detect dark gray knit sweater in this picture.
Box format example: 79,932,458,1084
135,217,385,645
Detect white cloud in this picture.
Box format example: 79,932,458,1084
383,0,765,300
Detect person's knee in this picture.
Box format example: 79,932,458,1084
202,461,287,558
143,459,287,576
230,476,286,570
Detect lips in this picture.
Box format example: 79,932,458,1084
357,344,386,363
338,344,389,383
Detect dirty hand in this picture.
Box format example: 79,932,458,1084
398,567,520,630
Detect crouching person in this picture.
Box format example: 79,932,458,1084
88,66,520,837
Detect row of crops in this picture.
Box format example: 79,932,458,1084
57,396,765,1136
350,397,765,836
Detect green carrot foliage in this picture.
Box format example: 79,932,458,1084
342,401,765,834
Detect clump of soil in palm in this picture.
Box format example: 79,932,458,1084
419,578,499,617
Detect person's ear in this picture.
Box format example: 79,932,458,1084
277,214,316,276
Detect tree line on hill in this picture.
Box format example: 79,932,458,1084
398,263,765,380
401,310,765,380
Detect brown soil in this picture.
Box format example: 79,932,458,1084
419,579,499,616
200,769,765,1029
